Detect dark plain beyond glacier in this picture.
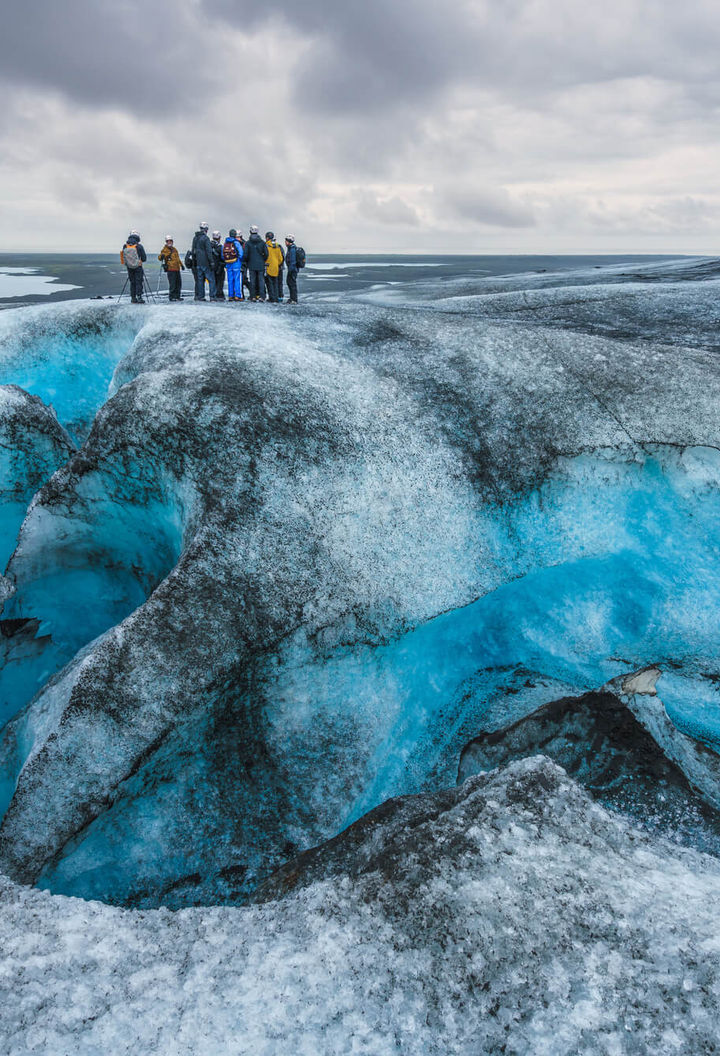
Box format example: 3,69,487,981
0,251,708,306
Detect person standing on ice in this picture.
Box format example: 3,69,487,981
191,222,217,301
157,236,184,302
223,229,244,301
244,225,268,301
120,231,147,304
264,232,284,303
284,234,299,304
211,231,225,300
238,230,250,298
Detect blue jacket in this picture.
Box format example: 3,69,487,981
223,238,243,265
285,244,297,270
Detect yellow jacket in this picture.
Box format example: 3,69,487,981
265,241,284,278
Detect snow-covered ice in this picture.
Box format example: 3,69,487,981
3,757,720,1055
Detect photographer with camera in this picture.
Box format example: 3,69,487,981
158,236,184,302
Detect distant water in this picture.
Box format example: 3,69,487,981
0,252,708,308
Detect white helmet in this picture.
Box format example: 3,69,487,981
200,222,209,230
165,235,173,242
285,233,295,243
130,230,140,237
249,224,259,234
212,230,221,239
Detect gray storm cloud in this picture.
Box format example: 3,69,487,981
1,0,720,251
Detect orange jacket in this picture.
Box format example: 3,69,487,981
158,245,182,271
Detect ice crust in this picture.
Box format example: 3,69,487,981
4,758,720,1055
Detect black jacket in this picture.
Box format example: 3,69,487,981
244,233,269,270
192,230,214,268
211,239,224,270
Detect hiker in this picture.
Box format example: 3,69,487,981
238,231,250,298
277,252,285,302
284,234,300,304
264,232,284,304
191,222,217,301
223,229,244,301
158,236,184,302
211,231,225,300
245,225,268,301
120,230,147,303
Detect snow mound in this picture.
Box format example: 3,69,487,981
2,757,720,1055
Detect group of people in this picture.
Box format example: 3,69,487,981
120,224,306,305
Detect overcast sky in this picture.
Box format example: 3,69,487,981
1,0,719,254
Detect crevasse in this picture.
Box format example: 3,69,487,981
26,443,720,906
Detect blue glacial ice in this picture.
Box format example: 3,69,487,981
1,266,720,912
0,384,73,570
0,301,144,441
3,261,720,1050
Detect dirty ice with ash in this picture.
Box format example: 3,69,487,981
3,256,720,1053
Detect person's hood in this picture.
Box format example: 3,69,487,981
127,235,140,245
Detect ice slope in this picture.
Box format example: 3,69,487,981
0,386,75,727
0,301,145,440
3,758,720,1056
3,265,720,908
0,385,73,568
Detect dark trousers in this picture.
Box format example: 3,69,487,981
195,264,216,299
214,267,225,299
277,265,284,299
265,274,279,302
167,270,182,300
286,267,298,303
249,269,265,300
128,266,144,301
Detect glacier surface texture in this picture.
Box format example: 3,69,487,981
2,258,720,1052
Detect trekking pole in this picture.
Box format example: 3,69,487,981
117,276,129,304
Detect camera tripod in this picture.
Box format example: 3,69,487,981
117,270,158,304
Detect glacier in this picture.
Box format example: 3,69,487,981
3,258,720,1050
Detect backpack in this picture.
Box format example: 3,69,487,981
124,243,141,269
295,246,306,269
185,249,195,269
223,240,238,263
